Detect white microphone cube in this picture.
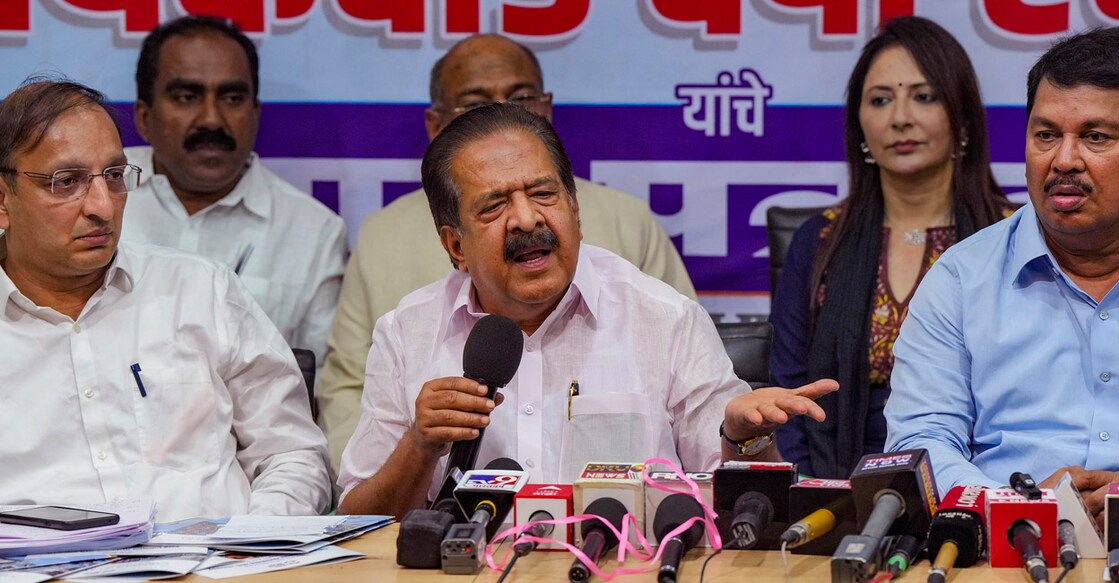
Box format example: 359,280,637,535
644,470,714,547
573,462,646,547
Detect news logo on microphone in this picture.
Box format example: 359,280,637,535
573,462,645,546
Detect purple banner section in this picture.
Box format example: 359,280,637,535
112,103,1029,297
114,103,1028,167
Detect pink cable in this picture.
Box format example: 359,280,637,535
484,457,724,580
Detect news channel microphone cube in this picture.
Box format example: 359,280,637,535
713,461,796,550
643,470,714,547
1106,483,1119,551
985,488,1058,568
927,485,988,568
573,462,646,546
514,484,573,550
849,449,939,538
453,469,529,539
788,478,858,556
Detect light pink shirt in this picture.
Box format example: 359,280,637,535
338,244,745,502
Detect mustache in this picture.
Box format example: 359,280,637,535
504,228,559,262
1044,175,1093,194
183,128,237,152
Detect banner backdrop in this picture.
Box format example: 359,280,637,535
2,1,1108,319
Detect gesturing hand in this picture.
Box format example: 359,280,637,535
723,379,839,441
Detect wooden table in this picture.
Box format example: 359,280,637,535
181,524,1109,582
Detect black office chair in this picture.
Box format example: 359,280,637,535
715,321,773,389
291,348,318,421
765,205,829,294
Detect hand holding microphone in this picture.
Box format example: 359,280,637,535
426,315,523,506
416,315,522,456
413,377,500,454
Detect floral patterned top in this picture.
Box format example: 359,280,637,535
816,207,956,384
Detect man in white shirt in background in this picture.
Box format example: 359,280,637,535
318,34,695,472
337,104,836,517
122,15,346,367
0,79,330,521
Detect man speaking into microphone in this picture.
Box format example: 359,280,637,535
337,105,837,517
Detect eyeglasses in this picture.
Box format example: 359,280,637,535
439,92,554,117
0,164,142,201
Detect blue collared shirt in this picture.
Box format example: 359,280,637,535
885,203,1119,493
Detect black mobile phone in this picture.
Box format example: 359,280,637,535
0,506,121,530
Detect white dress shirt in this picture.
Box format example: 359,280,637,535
122,146,346,366
338,244,745,502
0,239,331,521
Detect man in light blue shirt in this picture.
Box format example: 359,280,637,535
886,27,1119,524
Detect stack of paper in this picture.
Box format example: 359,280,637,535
0,514,391,581
0,546,210,582
0,501,155,558
147,514,392,554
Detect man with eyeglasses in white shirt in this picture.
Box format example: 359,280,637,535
0,80,330,521
317,34,696,473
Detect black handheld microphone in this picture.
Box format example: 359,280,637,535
1057,519,1078,570
730,491,773,549
569,497,628,583
513,510,556,556
435,315,523,505
500,510,557,583
454,458,526,539
1011,472,1043,501
712,461,795,550
486,457,525,472
926,485,986,583
403,461,525,569
654,494,705,583
831,449,939,583
781,478,857,555
442,461,528,575
1009,519,1049,583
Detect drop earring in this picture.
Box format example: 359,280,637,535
952,135,969,159
860,141,876,165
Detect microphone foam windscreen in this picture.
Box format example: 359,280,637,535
582,497,629,545
463,314,524,386
654,493,706,548
396,508,456,568
485,457,524,471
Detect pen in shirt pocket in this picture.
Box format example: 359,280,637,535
233,243,255,276
130,363,147,398
567,379,579,420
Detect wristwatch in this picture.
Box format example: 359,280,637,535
720,421,774,456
